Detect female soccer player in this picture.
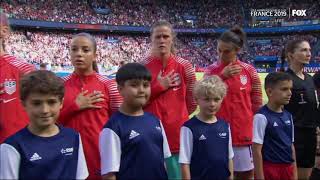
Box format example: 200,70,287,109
204,25,263,179
58,33,122,179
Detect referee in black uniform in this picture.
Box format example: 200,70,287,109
281,39,319,179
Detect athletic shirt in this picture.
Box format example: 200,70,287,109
99,111,171,180
0,54,35,143
59,72,122,179
141,55,197,153
284,68,319,128
0,125,88,179
204,60,263,146
179,116,234,180
253,105,294,164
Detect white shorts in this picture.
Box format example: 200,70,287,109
233,145,254,172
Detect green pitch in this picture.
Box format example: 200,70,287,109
191,72,268,117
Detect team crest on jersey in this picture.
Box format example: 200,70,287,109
240,75,247,85
4,79,16,95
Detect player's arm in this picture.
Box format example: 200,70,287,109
292,144,298,180
249,66,263,113
228,125,234,180
0,144,20,179
291,117,298,180
102,173,116,180
179,126,193,180
228,159,234,180
253,143,264,180
252,114,268,180
99,126,121,180
184,62,197,115
181,164,191,180
107,80,122,115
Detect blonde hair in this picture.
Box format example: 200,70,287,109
194,76,227,99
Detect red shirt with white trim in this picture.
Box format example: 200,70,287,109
141,55,196,153
204,60,262,146
0,54,35,143
58,72,122,179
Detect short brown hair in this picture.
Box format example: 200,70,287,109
20,70,64,102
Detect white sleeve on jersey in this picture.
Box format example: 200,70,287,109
0,143,20,179
291,115,294,143
99,128,121,176
160,121,171,159
76,134,89,179
253,114,268,144
228,126,234,159
178,126,193,164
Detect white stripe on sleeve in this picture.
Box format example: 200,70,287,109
228,126,234,159
76,134,89,179
253,114,268,144
99,128,121,176
160,121,171,158
178,126,193,164
0,143,20,179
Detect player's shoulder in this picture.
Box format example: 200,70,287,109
61,74,73,83
3,54,34,72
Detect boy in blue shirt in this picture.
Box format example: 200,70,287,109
99,63,171,180
253,72,297,180
0,70,88,179
179,75,234,180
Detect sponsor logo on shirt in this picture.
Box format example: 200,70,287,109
199,134,207,140
156,126,161,131
4,79,16,95
273,122,279,127
218,132,227,138
240,75,247,85
61,147,74,156
285,120,291,125
129,130,140,139
30,153,42,161
1,97,17,104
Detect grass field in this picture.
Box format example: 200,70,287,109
191,72,268,117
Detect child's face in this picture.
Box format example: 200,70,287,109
23,93,63,128
196,94,223,117
267,80,293,105
119,79,151,108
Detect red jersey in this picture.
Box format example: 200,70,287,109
142,55,196,153
0,54,35,143
204,60,262,146
58,72,122,179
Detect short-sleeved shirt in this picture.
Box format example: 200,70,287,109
0,125,88,179
179,116,233,180
253,105,294,163
99,111,171,180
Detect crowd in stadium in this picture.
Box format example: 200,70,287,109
1,0,319,28
5,31,320,72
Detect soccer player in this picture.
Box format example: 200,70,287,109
179,76,234,180
0,11,35,143
141,20,197,179
204,25,262,179
58,33,122,179
0,70,88,179
253,72,297,180
99,63,171,180
281,39,319,180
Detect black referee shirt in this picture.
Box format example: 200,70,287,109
284,68,319,128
